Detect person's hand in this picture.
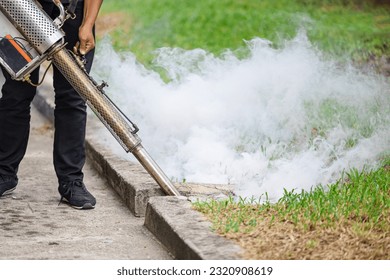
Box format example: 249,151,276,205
74,24,95,55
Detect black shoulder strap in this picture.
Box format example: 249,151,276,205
67,0,79,17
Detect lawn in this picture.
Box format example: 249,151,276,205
98,0,390,68
193,163,389,259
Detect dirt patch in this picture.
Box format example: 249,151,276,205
95,12,133,39
224,217,389,259
372,0,390,7
367,55,390,76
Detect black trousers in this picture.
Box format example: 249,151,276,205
0,1,94,183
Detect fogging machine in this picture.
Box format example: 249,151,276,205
0,0,180,196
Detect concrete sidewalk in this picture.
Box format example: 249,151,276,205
0,105,172,260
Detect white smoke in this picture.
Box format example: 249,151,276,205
92,31,390,201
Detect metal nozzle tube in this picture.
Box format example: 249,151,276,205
52,48,180,196
132,146,181,196
0,0,179,196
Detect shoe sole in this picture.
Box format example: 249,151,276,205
0,187,16,197
60,197,95,210
72,203,95,210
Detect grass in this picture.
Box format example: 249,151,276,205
193,160,390,259
98,0,390,66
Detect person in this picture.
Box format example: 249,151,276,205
0,0,103,209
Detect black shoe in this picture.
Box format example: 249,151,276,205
0,174,18,197
58,180,96,209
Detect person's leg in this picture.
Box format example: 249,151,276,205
0,67,39,196
48,2,96,208
0,0,53,196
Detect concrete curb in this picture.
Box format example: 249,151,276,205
33,83,241,260
145,196,242,260
85,134,164,217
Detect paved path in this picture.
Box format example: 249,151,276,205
0,105,172,260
